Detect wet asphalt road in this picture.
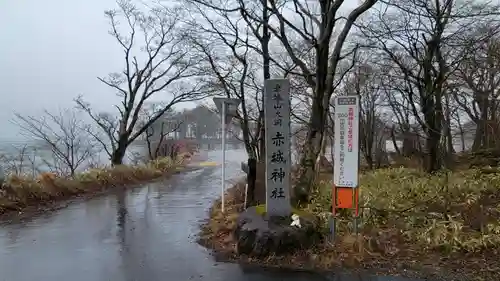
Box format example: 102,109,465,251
0,149,426,281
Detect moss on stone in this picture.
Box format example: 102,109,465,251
254,204,315,218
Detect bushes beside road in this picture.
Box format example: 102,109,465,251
199,166,500,281
312,168,500,253
0,154,191,216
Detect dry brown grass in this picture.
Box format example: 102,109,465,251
0,155,190,216
198,180,246,257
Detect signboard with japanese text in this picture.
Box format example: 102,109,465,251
264,79,292,216
333,96,360,188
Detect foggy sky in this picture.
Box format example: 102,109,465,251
0,0,198,142
0,0,359,142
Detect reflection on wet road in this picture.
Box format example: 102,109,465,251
0,150,426,281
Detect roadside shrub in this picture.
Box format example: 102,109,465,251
0,156,184,214
148,156,177,171
311,167,500,253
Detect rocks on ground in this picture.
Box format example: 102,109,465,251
233,206,323,257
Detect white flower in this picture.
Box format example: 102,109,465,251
290,214,301,228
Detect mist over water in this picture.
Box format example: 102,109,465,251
0,138,250,175
0,141,147,174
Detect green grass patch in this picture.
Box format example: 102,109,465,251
310,167,500,253
254,203,315,218
198,168,500,280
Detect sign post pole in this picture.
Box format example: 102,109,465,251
221,101,226,213
213,97,241,214
332,95,360,240
330,184,337,240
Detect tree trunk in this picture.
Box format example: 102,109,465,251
241,124,258,207
111,148,127,165
259,1,270,158
402,131,416,157
111,136,129,165
390,126,401,155
472,94,492,151
456,112,466,152
425,128,441,173
446,123,455,154
320,133,328,156
365,153,374,170
294,30,333,203
246,158,257,206
422,94,443,173
472,122,483,151
316,129,329,170
374,136,387,168
444,93,455,155
244,0,269,208
295,97,326,204
360,115,375,170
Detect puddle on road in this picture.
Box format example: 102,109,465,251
0,149,430,281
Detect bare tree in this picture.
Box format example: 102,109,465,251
187,6,262,159
185,2,271,205
359,0,497,172
145,122,182,160
454,24,500,151
140,104,182,160
262,0,377,201
0,144,40,178
341,61,388,169
76,0,208,165
186,0,274,157
12,109,96,177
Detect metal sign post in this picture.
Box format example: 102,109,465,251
221,102,227,212
213,97,241,213
331,95,360,240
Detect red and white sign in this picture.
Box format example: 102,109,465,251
333,96,359,188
